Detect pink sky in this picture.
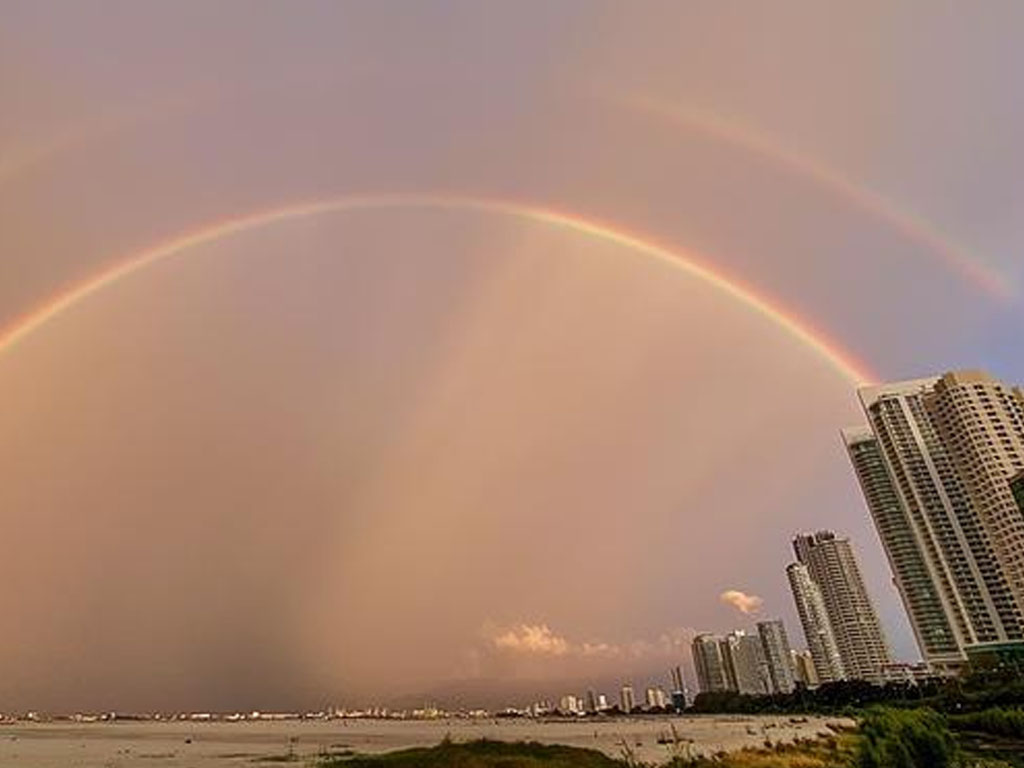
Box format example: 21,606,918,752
1,2,1023,711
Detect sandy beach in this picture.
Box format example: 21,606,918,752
0,715,851,767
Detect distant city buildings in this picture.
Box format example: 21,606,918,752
757,619,796,694
721,631,770,695
786,562,845,683
669,665,689,709
791,648,818,688
691,621,798,696
619,683,636,714
645,686,669,709
792,531,890,681
558,695,581,715
691,633,730,693
846,370,1024,671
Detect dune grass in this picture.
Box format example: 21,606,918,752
317,738,623,768
314,734,857,768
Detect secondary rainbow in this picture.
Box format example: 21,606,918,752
0,194,877,384
609,92,1012,300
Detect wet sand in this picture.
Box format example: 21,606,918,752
0,715,850,766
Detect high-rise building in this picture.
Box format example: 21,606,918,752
1012,472,1024,516
585,689,598,713
559,694,582,714
793,531,890,681
619,683,636,714
786,562,845,683
848,373,1024,668
844,426,966,672
757,619,796,694
791,648,819,688
645,687,668,709
669,665,689,709
721,631,770,695
927,372,1024,611
670,665,685,694
691,633,729,693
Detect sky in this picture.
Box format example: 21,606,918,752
2,1,1024,712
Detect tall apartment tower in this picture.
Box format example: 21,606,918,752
1012,472,1024,516
793,531,890,681
619,683,636,713
757,619,797,694
927,372,1024,611
848,374,1023,669
843,426,966,672
786,562,845,683
691,633,729,693
721,631,771,695
791,648,819,688
669,665,689,709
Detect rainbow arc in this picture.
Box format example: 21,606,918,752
608,92,1012,300
0,194,876,385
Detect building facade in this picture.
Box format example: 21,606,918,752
926,371,1024,612
791,648,819,688
692,633,729,693
619,683,636,713
844,425,966,672
757,619,796,694
793,532,890,681
669,665,689,708
721,631,770,695
1012,472,1024,516
786,562,845,683
848,373,1024,669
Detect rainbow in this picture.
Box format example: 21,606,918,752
0,194,876,384
608,92,1013,300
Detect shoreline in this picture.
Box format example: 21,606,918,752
0,714,853,767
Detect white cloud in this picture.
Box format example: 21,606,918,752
490,624,570,656
720,589,763,615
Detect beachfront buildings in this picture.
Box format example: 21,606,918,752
844,425,968,672
786,562,846,683
721,631,771,695
791,648,818,688
645,687,669,709
792,531,890,681
691,622,798,695
692,634,729,693
846,371,1024,671
757,619,796,694
619,683,636,713
927,373,1024,611
669,665,689,709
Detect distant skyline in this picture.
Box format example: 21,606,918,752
2,2,1024,711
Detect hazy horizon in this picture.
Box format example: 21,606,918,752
2,1,1024,712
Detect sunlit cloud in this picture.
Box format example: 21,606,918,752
483,623,698,665
490,624,571,656
720,590,763,615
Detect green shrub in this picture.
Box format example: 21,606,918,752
317,738,623,768
949,707,1024,739
856,707,957,768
